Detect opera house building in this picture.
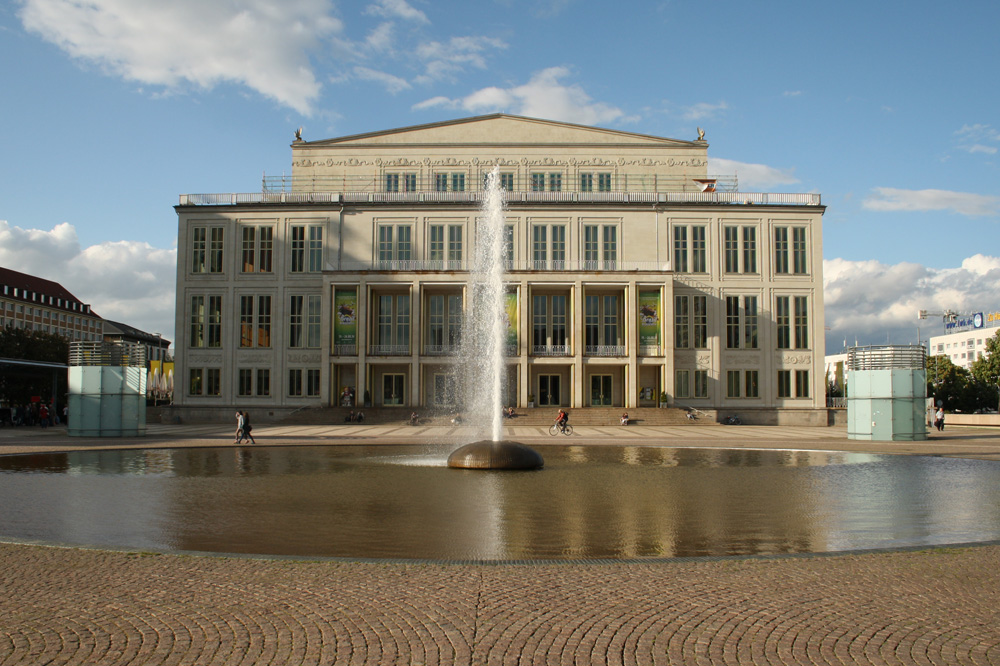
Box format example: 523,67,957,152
173,114,826,423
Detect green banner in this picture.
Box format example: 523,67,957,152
505,292,518,346
638,291,660,346
334,289,358,346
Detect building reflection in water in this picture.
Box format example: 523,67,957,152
1,445,999,560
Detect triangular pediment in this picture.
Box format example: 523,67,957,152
303,114,699,148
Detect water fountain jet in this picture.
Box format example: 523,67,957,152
447,167,543,470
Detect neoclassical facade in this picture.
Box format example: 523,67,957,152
174,115,826,421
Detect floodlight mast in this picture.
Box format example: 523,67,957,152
917,309,962,323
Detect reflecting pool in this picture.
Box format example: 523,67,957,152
2,445,999,560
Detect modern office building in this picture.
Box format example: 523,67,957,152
0,266,103,341
928,311,1000,370
173,114,827,423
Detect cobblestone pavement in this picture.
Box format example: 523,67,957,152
2,425,1000,665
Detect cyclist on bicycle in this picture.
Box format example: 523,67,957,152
555,409,568,430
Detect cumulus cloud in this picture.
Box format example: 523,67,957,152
862,187,1000,217
364,0,429,24
709,157,800,190
956,123,1000,155
414,36,508,83
681,101,728,121
0,220,177,345
353,66,411,93
18,0,342,115
823,255,1000,349
414,67,630,126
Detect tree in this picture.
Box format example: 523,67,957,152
0,325,70,406
970,330,1000,412
926,354,984,413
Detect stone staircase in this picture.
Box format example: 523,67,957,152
280,406,718,426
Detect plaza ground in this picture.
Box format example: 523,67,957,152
1,423,999,665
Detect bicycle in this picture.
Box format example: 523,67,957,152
548,422,573,436
722,415,742,425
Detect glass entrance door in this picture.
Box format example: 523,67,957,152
539,374,561,406
590,375,612,406
383,373,405,406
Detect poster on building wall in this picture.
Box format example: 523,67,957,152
334,289,357,346
638,291,661,346
505,292,518,346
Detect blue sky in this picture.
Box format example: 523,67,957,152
1,0,998,350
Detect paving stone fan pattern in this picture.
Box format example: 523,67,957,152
1,543,998,665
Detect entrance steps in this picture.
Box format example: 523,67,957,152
280,406,717,426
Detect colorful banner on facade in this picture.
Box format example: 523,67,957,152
334,289,358,346
638,291,660,346
505,292,518,346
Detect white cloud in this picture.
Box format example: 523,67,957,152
353,66,411,94
709,157,799,190
18,0,342,115
681,101,727,121
414,67,629,126
414,36,508,83
364,0,429,24
823,255,1000,348
0,220,177,345
862,187,1000,217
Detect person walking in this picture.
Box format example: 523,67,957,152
935,407,945,432
234,411,244,443
239,411,256,445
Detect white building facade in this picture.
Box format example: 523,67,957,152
173,115,827,423
929,311,1000,370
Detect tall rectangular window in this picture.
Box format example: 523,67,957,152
692,226,706,273
447,225,462,266
289,369,303,396
583,294,620,351
727,370,741,398
774,227,789,274
207,296,222,348
238,368,253,397
777,370,791,398
189,368,203,395
675,370,690,398
744,296,758,349
289,295,321,348
386,173,416,192
192,228,207,273
291,226,305,272
378,225,412,265
256,369,270,396
795,370,810,398
209,228,224,273
742,227,757,273
308,226,323,272
794,296,809,349
597,173,612,191
584,226,599,267
726,296,740,349
427,293,462,350
674,227,688,272
385,173,399,192
674,295,690,349
531,173,545,191
776,296,791,349
548,173,562,191
694,370,708,398
190,295,205,348
792,228,808,274
602,226,617,269
580,173,593,192
724,226,739,273
532,225,547,269
376,294,410,351
240,295,254,348
451,173,465,192
192,227,224,273
724,225,757,273
693,295,707,348
429,225,444,264
206,368,221,396
499,173,514,190
745,370,759,398
306,369,321,397
551,225,565,268
776,227,808,275
435,173,449,192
